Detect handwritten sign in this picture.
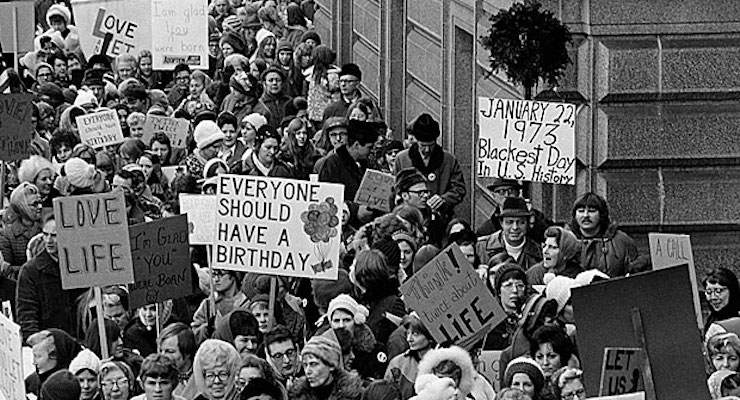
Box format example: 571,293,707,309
151,0,208,69
0,311,23,400
77,109,124,149
401,244,505,347
354,169,395,212
591,393,645,400
128,216,192,309
0,93,33,161
179,194,215,245
0,2,35,55
648,233,701,330
72,0,153,58
142,115,190,148
599,347,644,397
215,174,343,280
54,191,135,289
477,98,576,185
476,350,503,392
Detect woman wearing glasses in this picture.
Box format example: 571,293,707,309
551,367,585,400
704,268,740,333
99,360,136,400
193,339,242,400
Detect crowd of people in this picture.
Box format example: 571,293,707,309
1,1,740,400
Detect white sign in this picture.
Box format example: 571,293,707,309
0,312,24,400
151,0,208,69
477,97,576,185
76,109,124,149
215,174,343,280
179,194,216,245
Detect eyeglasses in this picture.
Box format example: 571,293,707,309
37,72,52,78
705,287,728,297
407,189,430,197
561,388,585,400
101,377,129,390
500,281,526,291
493,188,519,196
204,371,230,383
270,348,296,361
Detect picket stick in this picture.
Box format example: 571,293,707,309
155,302,161,337
0,160,5,209
94,286,110,359
12,5,18,71
630,307,656,400
268,277,277,329
206,245,216,319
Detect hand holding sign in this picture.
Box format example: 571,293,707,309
354,169,395,212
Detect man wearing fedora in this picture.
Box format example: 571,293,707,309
476,178,552,243
475,197,543,269
394,113,466,239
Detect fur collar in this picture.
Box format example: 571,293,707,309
408,144,444,175
289,369,364,400
416,346,475,396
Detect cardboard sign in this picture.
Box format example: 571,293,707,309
354,169,395,212
0,2,35,55
599,347,645,396
477,97,576,185
72,0,153,58
401,244,505,347
648,233,702,330
591,394,645,400
54,191,135,290
77,109,124,149
571,265,710,400
0,93,34,161
476,350,503,392
128,216,192,308
179,194,216,245
151,0,208,69
142,115,190,149
161,166,183,184
0,311,24,400
214,174,344,280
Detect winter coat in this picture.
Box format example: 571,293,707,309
386,351,423,400
0,212,41,280
16,250,86,342
476,207,552,244
288,368,364,400
394,144,466,216
571,223,639,277
417,347,475,399
476,231,542,270
253,91,292,129
191,291,250,344
304,65,340,122
123,318,158,357
220,141,249,172
233,152,295,178
363,283,406,347
221,93,258,123
315,145,367,227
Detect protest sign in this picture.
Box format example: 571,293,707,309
151,0,208,69
77,109,124,149
648,233,702,330
401,244,505,348
214,174,344,280
571,265,709,400
354,169,395,212
476,350,503,392
142,115,190,148
0,2,35,56
72,0,153,58
0,93,34,161
0,311,24,400
599,347,644,397
477,97,576,185
54,191,135,289
179,194,216,245
591,394,645,400
128,215,192,308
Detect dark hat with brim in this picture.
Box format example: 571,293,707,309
498,197,533,218
487,178,522,192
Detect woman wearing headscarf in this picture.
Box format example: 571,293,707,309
288,335,364,400
99,360,137,400
70,348,103,400
526,226,583,285
18,155,55,207
193,339,242,400
0,182,43,280
25,328,83,395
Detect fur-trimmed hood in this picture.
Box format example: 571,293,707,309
416,346,475,396
288,368,364,400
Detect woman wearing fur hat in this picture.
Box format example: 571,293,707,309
412,345,494,400
18,155,55,207
385,313,435,400
0,182,43,280
288,335,364,400
526,227,583,286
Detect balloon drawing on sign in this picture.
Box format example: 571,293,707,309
301,197,339,273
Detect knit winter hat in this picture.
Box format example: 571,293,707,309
242,113,268,131
46,4,72,26
327,294,369,325
63,157,97,188
69,348,101,375
504,357,545,394
545,276,582,313
302,335,342,368
74,90,98,108
10,182,41,221
408,113,440,142
256,29,276,47
40,370,81,400
35,62,53,78
18,155,54,184
194,120,225,150
372,238,401,275
222,15,242,33
494,262,527,293
312,269,353,311
276,40,294,54
392,231,417,253
220,31,247,55
396,168,426,193
300,31,321,46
